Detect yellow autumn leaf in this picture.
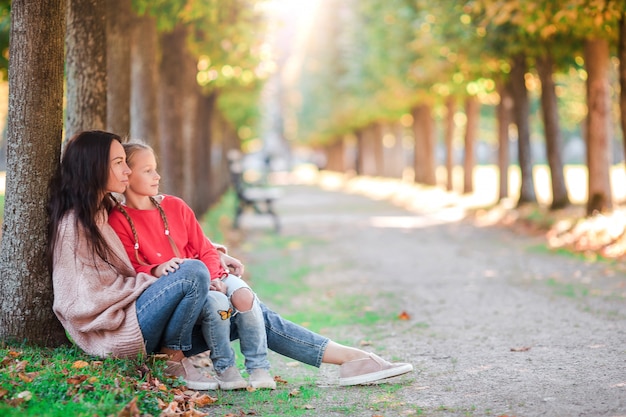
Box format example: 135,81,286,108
72,360,89,369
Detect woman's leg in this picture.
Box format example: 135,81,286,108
135,260,209,353
135,260,218,390
251,303,413,385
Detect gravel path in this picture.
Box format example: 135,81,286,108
232,174,626,417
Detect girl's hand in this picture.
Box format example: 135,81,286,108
154,257,184,277
210,279,227,294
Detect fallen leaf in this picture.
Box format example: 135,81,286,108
16,391,32,401
288,388,301,397
398,311,411,320
17,372,33,383
359,340,372,346
510,346,531,352
273,375,288,385
13,360,28,373
67,375,88,385
72,360,90,369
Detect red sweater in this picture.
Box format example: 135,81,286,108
108,195,225,279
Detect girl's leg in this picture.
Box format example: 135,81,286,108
199,290,236,373
222,275,270,372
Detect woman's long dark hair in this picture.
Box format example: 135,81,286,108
47,130,123,267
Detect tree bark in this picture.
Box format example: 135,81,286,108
106,0,131,136
463,95,479,194
157,26,188,196
536,50,570,210
496,80,512,202
412,104,436,185
65,0,107,138
444,96,456,192
584,38,613,215
510,53,537,206
130,12,160,152
0,0,67,346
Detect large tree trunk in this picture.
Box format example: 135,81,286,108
510,53,537,206
158,26,188,196
584,38,613,215
65,0,107,137
463,95,479,194
130,12,160,152
496,80,512,202
536,50,570,210
444,96,456,192
106,0,131,136
0,0,67,346
412,104,436,185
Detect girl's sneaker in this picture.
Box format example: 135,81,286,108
216,366,248,390
248,368,276,389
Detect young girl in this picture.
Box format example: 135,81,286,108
108,142,275,390
50,129,413,392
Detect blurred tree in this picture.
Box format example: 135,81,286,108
65,0,107,137
107,0,132,136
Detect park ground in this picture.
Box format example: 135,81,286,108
219,167,626,417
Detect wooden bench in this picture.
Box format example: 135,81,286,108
228,150,282,232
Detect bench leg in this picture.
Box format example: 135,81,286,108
265,199,280,233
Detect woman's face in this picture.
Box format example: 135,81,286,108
105,140,131,194
126,149,161,197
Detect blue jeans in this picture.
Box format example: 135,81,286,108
136,260,209,353
199,284,270,373
188,302,330,368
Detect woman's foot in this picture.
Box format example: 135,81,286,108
248,368,277,389
164,357,219,390
338,353,413,386
216,366,248,390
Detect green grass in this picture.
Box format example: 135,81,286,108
0,344,172,416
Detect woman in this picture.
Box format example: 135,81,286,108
48,130,413,390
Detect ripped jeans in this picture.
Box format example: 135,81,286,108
200,274,269,373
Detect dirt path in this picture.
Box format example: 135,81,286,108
232,174,626,417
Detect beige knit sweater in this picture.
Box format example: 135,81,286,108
52,210,157,358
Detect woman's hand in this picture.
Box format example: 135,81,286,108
219,252,245,277
153,257,184,277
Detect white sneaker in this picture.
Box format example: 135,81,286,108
248,368,276,389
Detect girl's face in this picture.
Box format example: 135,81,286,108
105,141,131,194
126,149,161,197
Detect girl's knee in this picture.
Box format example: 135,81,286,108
207,290,230,311
231,287,254,312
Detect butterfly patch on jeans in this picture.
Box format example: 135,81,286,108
218,307,233,320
